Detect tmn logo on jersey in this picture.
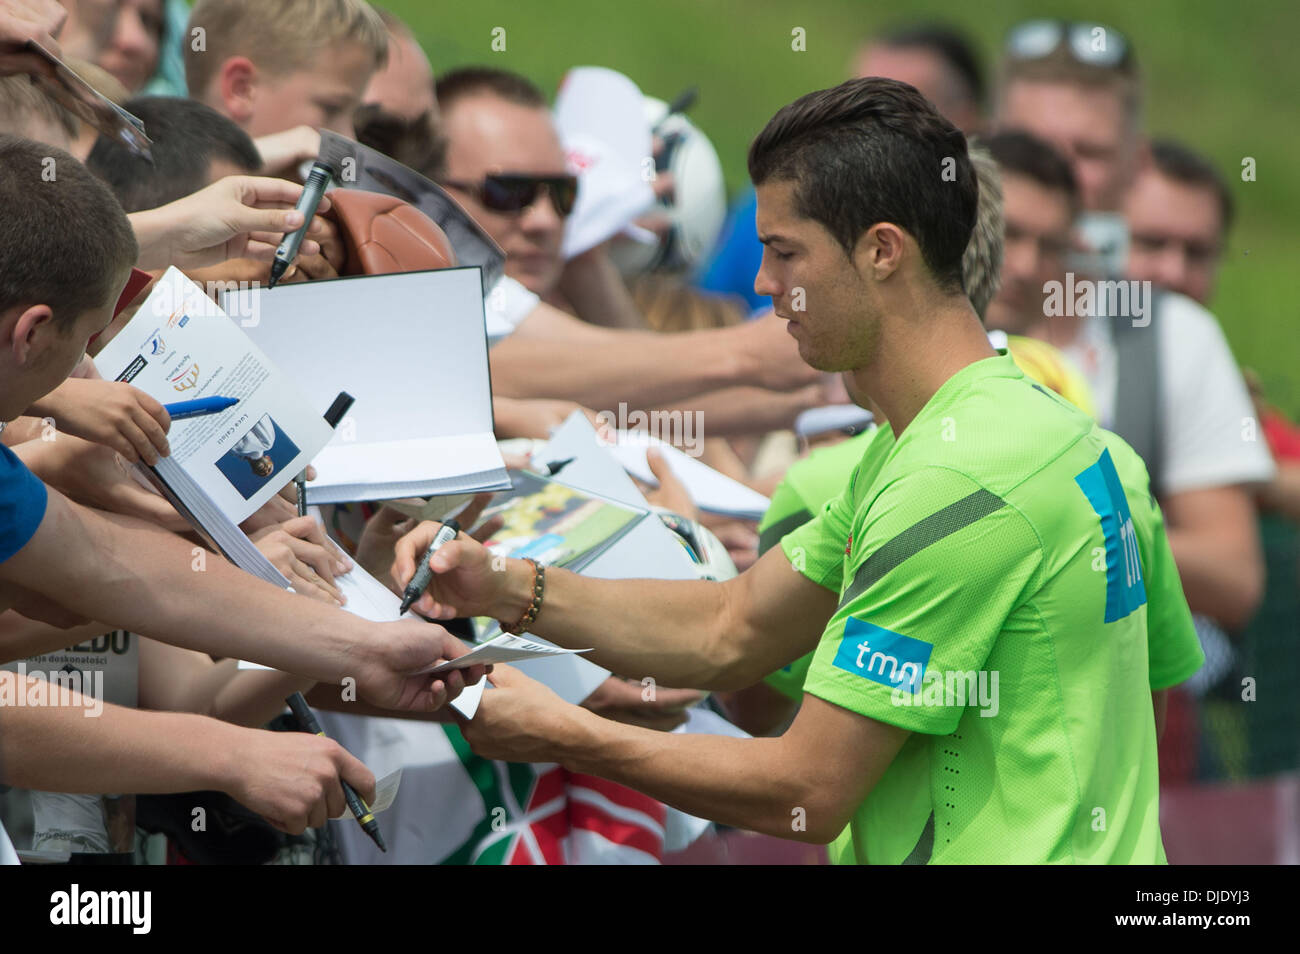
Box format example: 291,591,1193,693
832,618,932,694
1075,448,1147,623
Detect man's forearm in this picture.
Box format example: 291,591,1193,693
128,207,178,271
557,705,823,841
652,384,821,437
5,493,372,684
138,640,313,728
496,560,743,687
1259,464,1300,522
553,246,645,329
0,672,237,794
491,546,830,690
1166,528,1263,631
491,326,751,409
0,612,108,664
208,665,314,728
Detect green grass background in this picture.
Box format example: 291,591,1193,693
389,0,1300,415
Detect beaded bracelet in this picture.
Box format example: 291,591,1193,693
501,558,545,635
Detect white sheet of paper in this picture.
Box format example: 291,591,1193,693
601,429,771,520
425,633,589,674
236,550,407,670
449,678,485,719
332,768,402,819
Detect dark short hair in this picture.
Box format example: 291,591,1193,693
0,135,138,330
878,22,985,111
986,128,1080,216
1150,138,1234,235
435,66,547,114
85,96,261,212
355,102,448,180
748,76,976,293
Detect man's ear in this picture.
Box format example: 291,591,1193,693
217,56,259,126
853,223,906,281
9,305,55,366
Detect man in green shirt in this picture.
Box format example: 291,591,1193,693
391,77,1199,863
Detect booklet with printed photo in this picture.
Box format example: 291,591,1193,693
93,267,335,567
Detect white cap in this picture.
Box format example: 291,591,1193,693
554,67,657,260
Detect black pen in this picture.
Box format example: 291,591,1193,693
398,519,460,616
545,457,576,476
269,161,334,288
295,392,354,516
284,692,386,852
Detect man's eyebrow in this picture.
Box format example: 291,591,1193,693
758,232,796,246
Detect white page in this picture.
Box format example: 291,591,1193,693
334,561,407,622
0,820,19,866
236,544,393,670
308,433,508,505
94,267,333,523
448,678,485,719
603,430,771,520
539,410,650,508
224,269,507,503
424,633,589,674
331,768,402,819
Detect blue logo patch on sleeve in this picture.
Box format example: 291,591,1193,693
1075,448,1148,623
832,618,933,694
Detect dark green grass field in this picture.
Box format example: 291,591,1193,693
391,0,1300,415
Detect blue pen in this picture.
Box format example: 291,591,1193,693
164,396,238,420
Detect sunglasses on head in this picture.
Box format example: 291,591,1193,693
441,173,579,217
1006,19,1134,71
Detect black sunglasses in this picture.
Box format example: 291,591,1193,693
441,173,579,217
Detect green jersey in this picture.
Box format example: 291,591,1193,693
758,432,876,701
780,352,1202,864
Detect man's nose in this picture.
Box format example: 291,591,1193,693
520,187,564,235
115,10,151,54
1156,245,1190,292
753,254,783,299
1004,236,1039,281
327,117,357,141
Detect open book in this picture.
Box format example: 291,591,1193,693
93,267,334,570
223,268,509,505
